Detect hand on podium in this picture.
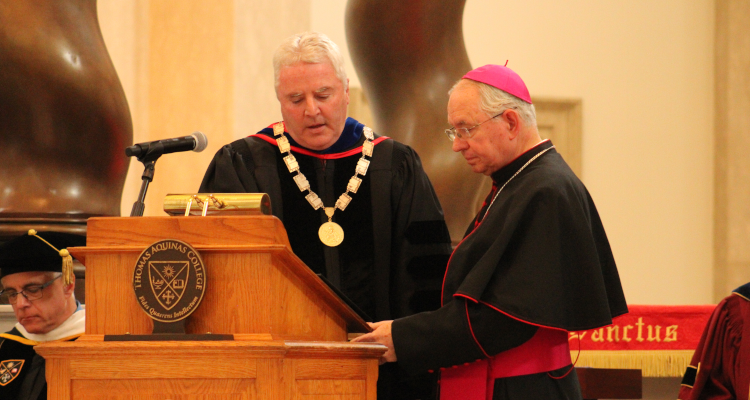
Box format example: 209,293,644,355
351,320,396,365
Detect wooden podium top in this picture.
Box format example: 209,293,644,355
84,215,292,248
70,216,370,340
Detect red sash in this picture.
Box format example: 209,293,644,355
439,328,571,400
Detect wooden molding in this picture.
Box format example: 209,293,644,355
534,98,583,178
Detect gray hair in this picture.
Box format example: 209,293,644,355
451,79,537,127
273,32,348,89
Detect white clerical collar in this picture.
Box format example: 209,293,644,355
15,308,85,343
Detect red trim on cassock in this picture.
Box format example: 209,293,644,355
441,219,482,306
465,301,492,358
441,139,553,305
451,293,575,332
252,133,389,159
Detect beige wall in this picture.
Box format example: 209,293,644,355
101,1,716,305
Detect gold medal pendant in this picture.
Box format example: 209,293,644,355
319,207,344,247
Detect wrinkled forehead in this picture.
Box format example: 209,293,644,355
448,83,484,123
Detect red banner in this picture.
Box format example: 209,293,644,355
569,305,715,351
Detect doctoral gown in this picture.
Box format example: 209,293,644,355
392,140,628,400
200,117,453,400
678,282,750,400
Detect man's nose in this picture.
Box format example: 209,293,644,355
451,137,467,152
304,98,320,117
14,293,32,307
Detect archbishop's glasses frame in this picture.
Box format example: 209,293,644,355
0,275,62,304
445,110,508,141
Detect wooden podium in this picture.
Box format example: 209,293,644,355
35,216,385,400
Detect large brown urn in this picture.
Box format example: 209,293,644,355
346,0,484,243
0,0,132,239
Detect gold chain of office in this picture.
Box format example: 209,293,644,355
273,122,375,247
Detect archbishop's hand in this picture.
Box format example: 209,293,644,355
351,320,396,365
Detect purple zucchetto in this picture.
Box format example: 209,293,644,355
462,64,532,104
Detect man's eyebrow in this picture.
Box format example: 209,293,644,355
315,86,332,94
448,118,467,128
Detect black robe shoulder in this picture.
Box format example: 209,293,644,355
446,141,627,330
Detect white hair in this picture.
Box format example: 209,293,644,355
273,32,348,89
450,79,537,127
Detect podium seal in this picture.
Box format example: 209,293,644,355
133,239,206,324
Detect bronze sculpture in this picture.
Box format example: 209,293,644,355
346,0,486,243
0,0,132,239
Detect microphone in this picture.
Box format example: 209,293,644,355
125,131,208,158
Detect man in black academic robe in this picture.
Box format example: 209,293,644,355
353,64,628,400
0,230,86,400
200,32,452,400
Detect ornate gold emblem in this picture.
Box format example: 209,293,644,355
318,207,344,247
149,261,189,310
0,360,24,386
319,221,344,247
133,239,206,323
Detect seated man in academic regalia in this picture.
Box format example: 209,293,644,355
0,230,86,400
199,31,452,400
678,282,750,400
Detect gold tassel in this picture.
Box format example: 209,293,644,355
27,229,74,284
59,249,74,285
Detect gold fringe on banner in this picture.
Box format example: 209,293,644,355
572,350,696,377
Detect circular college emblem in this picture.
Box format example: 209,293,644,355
133,239,206,323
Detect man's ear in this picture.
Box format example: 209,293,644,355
62,280,76,297
504,109,522,139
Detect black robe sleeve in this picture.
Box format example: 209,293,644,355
392,297,538,374
388,144,452,318
199,140,259,193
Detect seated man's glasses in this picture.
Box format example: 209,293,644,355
445,110,507,141
0,275,61,304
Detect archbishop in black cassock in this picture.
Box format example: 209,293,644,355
353,64,627,400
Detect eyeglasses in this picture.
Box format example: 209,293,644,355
445,110,506,141
0,275,61,304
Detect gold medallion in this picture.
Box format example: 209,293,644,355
319,221,344,247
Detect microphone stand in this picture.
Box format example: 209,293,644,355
129,143,166,217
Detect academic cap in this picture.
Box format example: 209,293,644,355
463,64,532,104
0,230,86,284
